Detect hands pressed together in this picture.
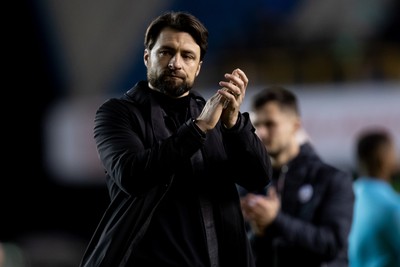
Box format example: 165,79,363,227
240,187,281,236
195,68,248,132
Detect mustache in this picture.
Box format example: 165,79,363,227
162,70,185,79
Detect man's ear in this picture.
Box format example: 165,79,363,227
291,115,301,135
195,61,203,77
144,49,149,67
294,117,301,132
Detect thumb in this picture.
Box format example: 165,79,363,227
267,186,278,199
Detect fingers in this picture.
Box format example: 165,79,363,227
267,186,278,199
232,68,248,91
219,78,241,98
218,68,247,98
218,69,245,112
196,92,226,131
242,194,264,216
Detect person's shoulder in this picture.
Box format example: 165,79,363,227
94,97,131,122
123,81,150,104
96,88,145,116
319,161,351,178
96,81,148,109
98,95,128,110
301,147,352,182
301,145,349,179
316,162,354,191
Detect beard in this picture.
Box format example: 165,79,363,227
147,69,193,97
266,141,290,160
264,141,282,159
267,150,279,159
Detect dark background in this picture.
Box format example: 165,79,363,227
2,0,399,266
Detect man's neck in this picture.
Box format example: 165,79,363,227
271,142,300,169
148,82,189,99
367,170,392,183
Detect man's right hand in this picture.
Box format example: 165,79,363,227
195,92,226,133
240,187,281,236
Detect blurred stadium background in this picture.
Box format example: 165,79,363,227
2,0,399,266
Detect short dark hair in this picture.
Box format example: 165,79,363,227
144,11,209,61
356,128,392,173
252,86,300,115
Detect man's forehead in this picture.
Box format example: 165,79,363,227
254,105,296,122
253,111,272,123
156,28,197,45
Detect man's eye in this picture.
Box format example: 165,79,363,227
159,50,171,56
184,54,193,59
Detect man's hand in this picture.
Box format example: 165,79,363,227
240,187,281,236
218,68,248,128
195,68,248,132
195,92,225,132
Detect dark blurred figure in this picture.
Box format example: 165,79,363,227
348,128,400,267
240,86,355,267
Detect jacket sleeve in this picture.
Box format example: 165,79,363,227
256,167,354,261
93,99,206,195
220,112,271,192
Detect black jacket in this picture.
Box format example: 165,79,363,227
251,143,354,267
80,81,271,267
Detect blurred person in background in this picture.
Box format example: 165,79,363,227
240,86,355,267
348,128,400,267
0,242,26,267
79,11,271,267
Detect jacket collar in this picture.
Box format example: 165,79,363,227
123,81,206,141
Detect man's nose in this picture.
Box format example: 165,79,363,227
255,126,268,139
168,54,182,69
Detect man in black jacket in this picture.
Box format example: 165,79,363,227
241,86,354,267
79,11,271,267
